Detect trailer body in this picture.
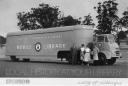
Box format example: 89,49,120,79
6,25,93,61
5,25,121,65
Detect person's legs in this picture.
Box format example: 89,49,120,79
81,56,84,65
86,62,90,66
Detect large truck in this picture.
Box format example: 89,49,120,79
5,25,121,65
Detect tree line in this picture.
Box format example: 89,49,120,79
17,3,94,31
17,0,128,37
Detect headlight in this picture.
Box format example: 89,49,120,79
116,48,120,50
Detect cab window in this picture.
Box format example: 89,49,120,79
97,36,104,42
108,35,115,43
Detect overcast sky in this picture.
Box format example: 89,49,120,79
0,0,128,37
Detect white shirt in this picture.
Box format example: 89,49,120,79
81,47,85,52
85,48,90,53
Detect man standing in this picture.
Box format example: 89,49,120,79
93,45,99,65
84,45,91,66
80,44,86,65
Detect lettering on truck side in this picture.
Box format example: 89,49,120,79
16,43,66,50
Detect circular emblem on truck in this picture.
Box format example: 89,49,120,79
35,42,41,52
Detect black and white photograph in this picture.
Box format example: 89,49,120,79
0,0,128,85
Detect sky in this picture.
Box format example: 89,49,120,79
0,0,128,37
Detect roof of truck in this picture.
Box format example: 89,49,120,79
7,25,94,36
96,34,114,36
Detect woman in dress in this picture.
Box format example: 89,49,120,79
80,44,86,65
84,44,91,66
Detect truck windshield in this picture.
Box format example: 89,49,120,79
97,36,104,42
108,35,115,43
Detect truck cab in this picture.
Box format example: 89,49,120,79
94,34,121,65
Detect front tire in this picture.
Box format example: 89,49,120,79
10,56,19,62
98,53,107,65
57,51,70,61
107,58,116,65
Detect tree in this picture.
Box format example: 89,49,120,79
120,8,128,28
17,3,61,31
60,15,79,26
82,14,95,25
94,0,119,34
118,31,127,39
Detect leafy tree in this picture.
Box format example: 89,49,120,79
115,8,128,41
120,9,128,28
118,31,126,39
60,15,79,26
17,3,83,31
17,3,61,31
82,14,95,25
94,0,119,34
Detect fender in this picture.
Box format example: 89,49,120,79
99,51,111,59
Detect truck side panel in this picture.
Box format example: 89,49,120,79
73,29,93,47
6,30,74,57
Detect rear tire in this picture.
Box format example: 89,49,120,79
57,51,70,61
10,56,19,62
107,58,116,65
23,58,30,62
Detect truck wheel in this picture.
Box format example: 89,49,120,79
23,58,30,62
57,51,70,61
57,51,61,58
98,53,107,65
107,58,116,65
10,56,19,62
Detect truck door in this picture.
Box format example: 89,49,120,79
96,35,110,58
96,36,106,50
